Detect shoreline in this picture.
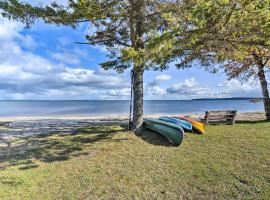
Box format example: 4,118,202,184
0,111,266,122
0,111,267,141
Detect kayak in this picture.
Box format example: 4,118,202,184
177,116,206,134
144,118,184,146
159,116,192,131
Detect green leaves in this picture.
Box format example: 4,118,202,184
1,0,269,77
149,0,270,80
0,0,172,72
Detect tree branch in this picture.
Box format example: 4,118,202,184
75,42,91,45
75,19,90,23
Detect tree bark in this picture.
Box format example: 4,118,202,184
132,66,144,131
258,65,270,120
129,0,146,131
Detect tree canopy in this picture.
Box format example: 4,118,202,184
0,0,172,72
148,0,270,71
0,0,177,130
1,0,270,121
151,0,270,119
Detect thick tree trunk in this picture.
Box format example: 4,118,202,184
132,66,144,131
129,0,146,132
258,65,270,120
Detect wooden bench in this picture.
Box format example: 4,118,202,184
204,110,237,125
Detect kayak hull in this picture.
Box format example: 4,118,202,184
159,116,192,131
177,116,206,134
144,118,184,146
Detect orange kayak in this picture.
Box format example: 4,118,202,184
177,116,206,134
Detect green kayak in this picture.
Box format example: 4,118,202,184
144,118,184,146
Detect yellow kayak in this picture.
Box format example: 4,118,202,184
177,116,206,134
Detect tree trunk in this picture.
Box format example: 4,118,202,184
129,0,146,131
258,65,270,120
132,66,144,131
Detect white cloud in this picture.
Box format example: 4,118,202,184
147,86,167,96
58,37,72,46
149,74,171,86
0,14,264,101
166,78,228,99
0,18,22,40
50,44,93,65
219,79,261,97
165,77,261,100
0,16,129,100
51,51,81,65
144,74,171,99
167,78,206,95
220,79,258,92
155,74,172,82
99,88,130,100
18,34,37,50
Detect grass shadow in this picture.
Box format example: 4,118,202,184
0,177,23,187
236,120,269,125
0,125,125,170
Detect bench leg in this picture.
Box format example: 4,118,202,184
205,111,210,126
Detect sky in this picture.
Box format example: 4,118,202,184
0,0,265,100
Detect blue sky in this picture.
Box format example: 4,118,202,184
0,0,265,100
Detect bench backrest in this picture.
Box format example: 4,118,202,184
204,110,237,125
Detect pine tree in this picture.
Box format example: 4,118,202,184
151,0,270,120
0,0,170,130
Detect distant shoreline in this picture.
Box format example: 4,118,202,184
192,97,262,100
0,98,263,101
0,111,266,122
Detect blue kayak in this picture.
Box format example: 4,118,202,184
159,116,193,131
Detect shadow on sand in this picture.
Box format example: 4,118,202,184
0,125,126,171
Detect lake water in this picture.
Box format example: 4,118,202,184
0,100,264,117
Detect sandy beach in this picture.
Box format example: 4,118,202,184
0,111,266,123
0,111,266,141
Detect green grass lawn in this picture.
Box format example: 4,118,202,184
0,122,269,199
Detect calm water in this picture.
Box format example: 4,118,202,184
0,100,264,117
